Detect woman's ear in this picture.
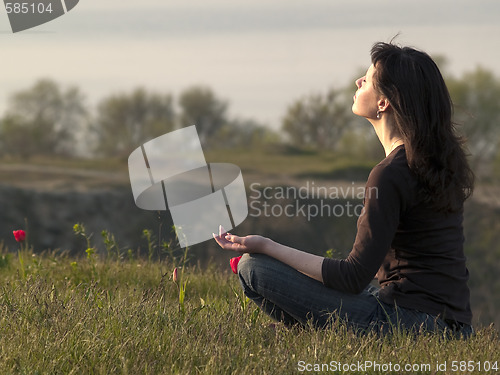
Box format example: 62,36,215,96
377,98,391,112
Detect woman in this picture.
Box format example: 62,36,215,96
213,41,474,337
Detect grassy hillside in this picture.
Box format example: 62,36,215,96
0,147,378,188
1,150,498,330
0,245,498,374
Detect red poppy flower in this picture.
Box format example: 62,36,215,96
13,230,26,242
230,256,242,274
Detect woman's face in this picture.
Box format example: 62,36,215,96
352,64,382,120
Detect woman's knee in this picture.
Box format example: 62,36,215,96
237,253,265,281
237,253,285,291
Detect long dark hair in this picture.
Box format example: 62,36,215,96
370,41,474,212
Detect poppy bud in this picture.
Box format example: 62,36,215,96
173,267,178,283
13,230,26,242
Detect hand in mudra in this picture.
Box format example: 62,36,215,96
213,225,269,254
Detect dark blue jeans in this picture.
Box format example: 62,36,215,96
237,253,473,338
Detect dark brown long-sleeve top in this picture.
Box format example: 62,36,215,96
322,145,472,324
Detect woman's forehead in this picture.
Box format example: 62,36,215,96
366,64,375,78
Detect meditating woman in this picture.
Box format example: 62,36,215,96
214,41,474,337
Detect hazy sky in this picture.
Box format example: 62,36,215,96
1,0,499,129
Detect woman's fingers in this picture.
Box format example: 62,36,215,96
225,234,242,244
213,225,251,253
213,225,227,243
213,225,237,248
219,225,232,237
212,232,223,245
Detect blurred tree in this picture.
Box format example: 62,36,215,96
337,129,384,161
94,88,175,157
0,79,88,158
178,86,228,143
447,67,500,165
216,118,280,149
282,88,351,151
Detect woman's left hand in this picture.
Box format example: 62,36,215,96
213,226,324,282
213,225,269,254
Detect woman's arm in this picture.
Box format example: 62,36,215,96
213,226,324,282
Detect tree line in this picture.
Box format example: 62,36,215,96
0,82,278,159
1,62,499,178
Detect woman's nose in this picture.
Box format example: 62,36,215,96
355,77,363,89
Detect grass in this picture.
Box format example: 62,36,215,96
0,155,128,172
1,151,499,374
1,148,355,175
205,147,378,180
0,242,498,375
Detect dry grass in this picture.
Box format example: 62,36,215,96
0,243,498,374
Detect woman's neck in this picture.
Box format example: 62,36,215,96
372,119,404,157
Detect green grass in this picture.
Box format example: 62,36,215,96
206,147,374,175
1,147,373,177
0,245,498,375
0,149,377,190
